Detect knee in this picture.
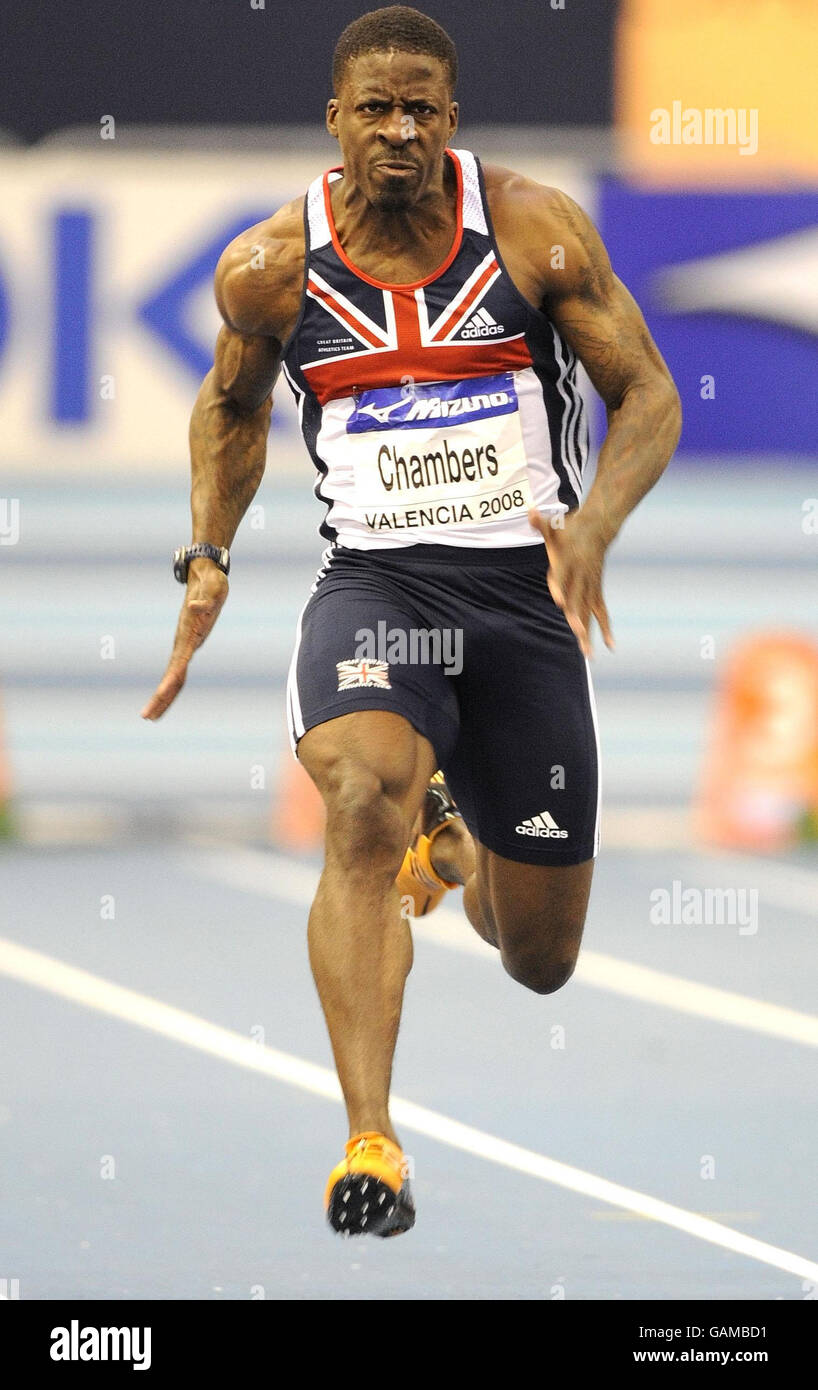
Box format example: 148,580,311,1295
318,758,408,871
497,907,585,995
502,950,577,995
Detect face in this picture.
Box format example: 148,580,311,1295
327,49,458,210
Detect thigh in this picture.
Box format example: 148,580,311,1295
287,553,461,770
444,567,600,868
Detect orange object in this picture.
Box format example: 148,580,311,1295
696,633,818,850
324,1132,406,1211
615,0,818,185
395,821,459,917
271,750,325,850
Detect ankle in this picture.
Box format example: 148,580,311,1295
348,1119,399,1147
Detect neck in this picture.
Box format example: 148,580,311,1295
333,153,456,257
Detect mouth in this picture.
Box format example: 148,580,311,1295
375,161,418,173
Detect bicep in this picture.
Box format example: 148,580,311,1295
541,194,672,409
210,220,298,414
551,275,670,411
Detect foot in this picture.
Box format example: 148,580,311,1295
325,1132,415,1237
395,771,464,916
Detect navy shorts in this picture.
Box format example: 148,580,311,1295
286,542,600,865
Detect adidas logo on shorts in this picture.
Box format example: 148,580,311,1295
515,811,568,839
460,307,505,338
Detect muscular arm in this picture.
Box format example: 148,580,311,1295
142,202,304,718
489,172,682,652
191,199,305,544
188,327,279,550
540,189,682,544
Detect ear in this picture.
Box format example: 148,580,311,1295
326,98,340,139
448,101,459,139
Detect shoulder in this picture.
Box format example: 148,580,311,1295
215,195,306,338
481,163,589,239
481,162,611,299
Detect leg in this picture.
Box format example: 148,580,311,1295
298,709,437,1144
475,847,593,992
427,830,593,990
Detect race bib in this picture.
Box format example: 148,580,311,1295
334,373,534,535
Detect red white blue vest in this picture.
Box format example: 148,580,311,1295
282,148,587,549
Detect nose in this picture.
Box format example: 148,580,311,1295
377,105,409,147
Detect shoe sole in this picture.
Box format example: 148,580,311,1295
327,1175,415,1238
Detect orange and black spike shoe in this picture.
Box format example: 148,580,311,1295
395,771,463,917
325,1132,415,1237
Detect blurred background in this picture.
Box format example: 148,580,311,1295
1,0,817,1302
0,0,815,849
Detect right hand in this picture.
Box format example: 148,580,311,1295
141,559,229,720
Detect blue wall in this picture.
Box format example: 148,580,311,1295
599,180,818,456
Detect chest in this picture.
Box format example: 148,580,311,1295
326,185,544,311
335,225,456,286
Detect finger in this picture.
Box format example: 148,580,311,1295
529,507,566,559
546,568,566,610
561,580,592,657
172,599,222,665
528,507,548,539
592,592,615,651
564,606,591,657
533,509,568,588
140,660,188,721
550,559,584,619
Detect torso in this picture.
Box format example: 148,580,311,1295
266,161,547,345
273,148,587,552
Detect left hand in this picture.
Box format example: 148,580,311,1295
528,507,615,657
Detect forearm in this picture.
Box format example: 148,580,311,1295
581,380,681,545
189,370,272,547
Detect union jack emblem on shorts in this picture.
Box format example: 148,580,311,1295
336,658,392,690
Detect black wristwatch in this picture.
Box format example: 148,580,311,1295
173,543,230,584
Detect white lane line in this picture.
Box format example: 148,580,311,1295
1,933,816,1285
575,954,818,1048
179,845,818,1049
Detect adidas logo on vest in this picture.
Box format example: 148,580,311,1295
460,306,505,338
515,811,568,839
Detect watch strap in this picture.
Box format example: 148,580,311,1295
173,543,230,583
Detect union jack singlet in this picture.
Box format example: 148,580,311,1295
281,147,588,550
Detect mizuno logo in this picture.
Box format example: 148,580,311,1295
351,388,511,426
346,373,518,434
515,811,569,839
405,389,511,420
460,307,505,338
